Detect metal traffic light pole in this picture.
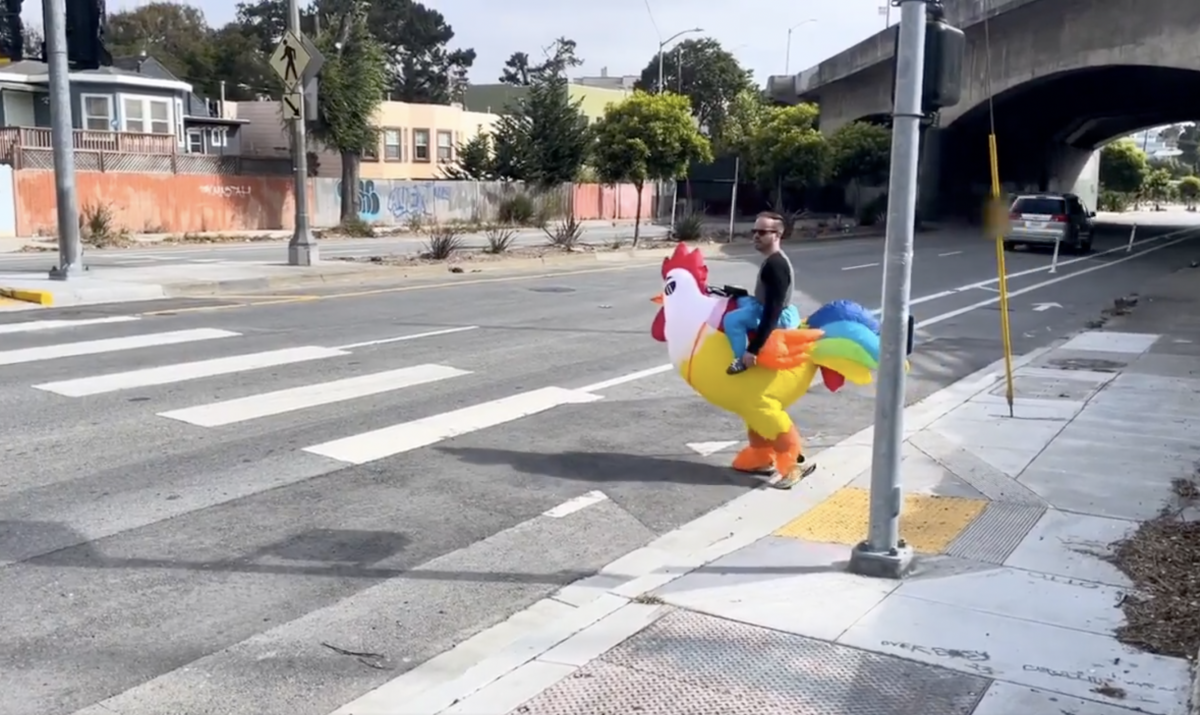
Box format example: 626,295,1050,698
847,0,927,580
45,0,83,279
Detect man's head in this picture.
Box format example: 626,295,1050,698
752,212,784,254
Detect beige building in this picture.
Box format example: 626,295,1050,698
232,100,500,180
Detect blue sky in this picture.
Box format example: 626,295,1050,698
26,0,895,83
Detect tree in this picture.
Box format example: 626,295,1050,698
591,91,712,246
489,70,591,188
499,51,535,86
499,37,582,86
827,121,891,212
107,3,216,86
1099,138,1148,195
441,132,495,180
1179,123,1199,172
310,5,389,222
715,87,769,157
1178,176,1200,210
634,38,751,135
21,23,42,60
1143,168,1173,209
747,102,827,219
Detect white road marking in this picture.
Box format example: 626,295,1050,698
159,364,470,427
334,325,478,350
34,346,348,396
543,491,608,518
0,328,238,366
578,364,674,393
303,386,601,465
938,250,963,257
919,235,1192,328
0,316,141,335
687,441,739,457
842,262,880,271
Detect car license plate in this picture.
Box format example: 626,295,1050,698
1027,221,1047,229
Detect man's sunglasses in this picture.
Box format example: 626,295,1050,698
752,229,779,236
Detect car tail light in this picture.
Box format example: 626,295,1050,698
1050,214,1067,222
1009,213,1021,220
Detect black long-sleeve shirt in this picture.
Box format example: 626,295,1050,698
746,252,794,355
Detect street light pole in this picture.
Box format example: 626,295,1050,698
657,27,703,93
44,0,82,279
286,0,317,265
847,0,927,580
784,19,816,75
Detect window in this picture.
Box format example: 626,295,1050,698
209,127,228,148
436,130,453,162
120,95,172,134
80,94,113,131
1010,197,1065,216
383,128,402,161
186,129,204,154
413,129,430,162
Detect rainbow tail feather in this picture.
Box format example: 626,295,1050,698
804,300,881,391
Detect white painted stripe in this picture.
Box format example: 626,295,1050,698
305,386,601,465
543,490,608,518
0,328,238,366
334,326,478,350
158,364,470,427
0,315,140,335
578,364,673,393
938,250,963,257
842,262,880,270
34,346,348,396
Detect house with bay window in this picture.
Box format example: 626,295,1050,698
0,57,247,166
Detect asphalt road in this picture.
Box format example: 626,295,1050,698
0,223,673,270
1,223,1198,715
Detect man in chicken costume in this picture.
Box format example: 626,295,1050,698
650,231,882,487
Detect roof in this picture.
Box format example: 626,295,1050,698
0,59,192,92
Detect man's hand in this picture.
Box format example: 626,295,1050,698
742,352,757,367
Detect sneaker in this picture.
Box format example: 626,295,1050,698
727,359,748,374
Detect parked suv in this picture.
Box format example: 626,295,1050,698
1003,192,1094,253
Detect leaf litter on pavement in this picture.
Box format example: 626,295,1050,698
1111,474,1200,659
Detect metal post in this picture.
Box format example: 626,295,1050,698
44,0,82,279
657,46,664,93
286,0,317,265
785,29,792,74
728,156,739,243
1126,224,1137,252
847,0,926,580
1048,236,1060,273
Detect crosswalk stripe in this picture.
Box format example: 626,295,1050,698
0,328,239,366
33,345,349,396
0,316,141,335
303,386,602,465
157,363,471,427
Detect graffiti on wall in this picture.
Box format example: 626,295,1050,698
386,182,451,220
200,184,252,196
335,180,383,222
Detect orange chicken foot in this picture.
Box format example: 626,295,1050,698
731,429,776,474
772,425,804,477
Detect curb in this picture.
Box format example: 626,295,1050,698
0,286,53,306
1190,652,1199,715
164,243,753,297
331,345,1054,715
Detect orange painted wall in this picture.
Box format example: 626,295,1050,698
572,183,656,221
14,171,300,236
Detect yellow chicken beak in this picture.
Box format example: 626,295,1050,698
651,294,663,304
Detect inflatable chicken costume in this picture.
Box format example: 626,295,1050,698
651,243,882,483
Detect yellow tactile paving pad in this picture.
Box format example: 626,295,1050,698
774,487,988,554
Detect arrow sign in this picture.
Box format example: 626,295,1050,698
1032,302,1062,312
282,92,302,120
686,441,738,457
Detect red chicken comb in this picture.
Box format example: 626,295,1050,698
661,243,708,290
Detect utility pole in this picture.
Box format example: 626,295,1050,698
45,0,82,279
286,0,317,265
847,0,927,579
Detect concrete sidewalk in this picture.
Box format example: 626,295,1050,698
333,269,1200,715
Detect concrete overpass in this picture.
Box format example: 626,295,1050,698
769,0,1200,219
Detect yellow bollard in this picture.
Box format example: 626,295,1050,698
988,134,1016,417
